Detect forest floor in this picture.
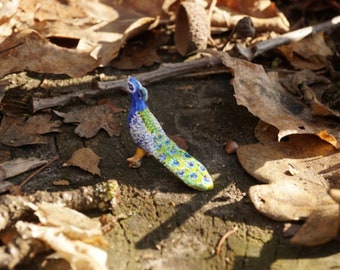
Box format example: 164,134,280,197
5,70,338,270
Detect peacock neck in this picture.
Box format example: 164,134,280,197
128,96,147,122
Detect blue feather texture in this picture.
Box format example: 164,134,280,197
127,76,214,191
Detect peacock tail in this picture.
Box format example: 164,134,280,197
127,76,214,191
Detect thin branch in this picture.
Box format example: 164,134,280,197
31,56,223,112
12,157,59,195
214,226,238,256
236,15,340,60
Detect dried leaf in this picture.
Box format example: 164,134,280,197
111,30,166,69
54,103,123,138
0,114,62,147
248,181,331,221
220,53,340,148
0,0,159,77
220,0,280,18
278,70,339,118
0,158,47,179
290,203,340,246
237,131,337,185
277,32,334,70
0,30,98,78
35,203,104,242
238,122,339,221
16,202,108,270
329,189,340,204
63,148,101,176
212,1,289,33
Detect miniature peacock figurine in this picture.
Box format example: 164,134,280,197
126,76,214,191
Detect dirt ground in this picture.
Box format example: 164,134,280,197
4,71,340,270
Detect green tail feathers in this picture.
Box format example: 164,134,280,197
152,133,214,191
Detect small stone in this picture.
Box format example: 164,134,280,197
225,140,239,155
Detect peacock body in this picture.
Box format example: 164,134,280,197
127,76,214,191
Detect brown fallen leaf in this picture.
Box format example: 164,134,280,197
237,127,337,185
219,0,281,18
54,103,124,138
279,69,339,117
329,189,340,204
0,158,47,180
248,181,332,221
290,203,339,246
237,120,340,245
63,148,101,176
0,30,98,78
0,0,159,77
0,114,62,147
212,0,290,33
220,52,340,148
277,32,334,70
111,30,167,69
16,202,108,270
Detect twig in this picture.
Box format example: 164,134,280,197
12,156,59,195
236,15,340,60
96,56,222,90
214,226,238,256
31,56,223,112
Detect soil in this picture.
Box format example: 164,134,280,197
3,70,339,270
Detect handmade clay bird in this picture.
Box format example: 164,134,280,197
126,76,214,191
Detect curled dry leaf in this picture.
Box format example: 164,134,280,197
16,202,108,270
277,32,334,70
278,69,339,118
0,114,62,147
34,203,105,244
0,30,98,78
0,0,159,78
212,0,290,33
220,52,340,148
63,148,101,177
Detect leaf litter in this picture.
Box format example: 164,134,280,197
54,100,124,139
0,1,339,268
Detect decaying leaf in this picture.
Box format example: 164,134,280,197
212,0,290,33
238,121,340,243
248,181,332,221
0,0,159,78
277,32,334,70
111,30,167,69
329,189,340,204
0,114,62,147
16,202,108,270
0,158,47,180
34,203,105,243
290,203,339,246
0,30,98,78
63,148,101,176
54,103,123,138
278,69,339,118
220,52,340,148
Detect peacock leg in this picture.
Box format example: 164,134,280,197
127,147,147,168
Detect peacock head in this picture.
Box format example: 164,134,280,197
127,76,148,102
